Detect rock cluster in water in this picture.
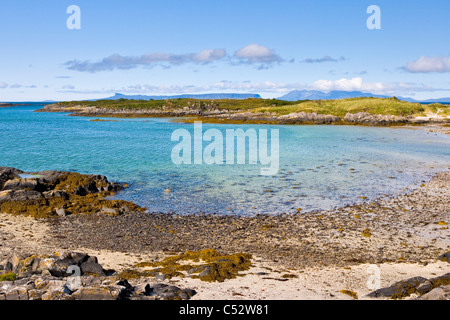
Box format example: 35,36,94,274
0,167,145,218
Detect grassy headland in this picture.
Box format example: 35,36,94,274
39,97,450,125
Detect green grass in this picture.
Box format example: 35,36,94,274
252,97,450,117
0,272,16,282
55,98,300,112
53,97,450,118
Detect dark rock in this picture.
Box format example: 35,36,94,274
70,252,89,265
50,257,77,277
2,178,46,192
80,261,106,276
367,276,428,299
34,171,65,185
416,281,433,295
438,252,450,263
116,279,133,290
0,167,23,189
85,256,98,264
147,283,196,300
4,261,13,272
0,190,43,202
188,266,207,275
429,273,450,288
42,190,69,199
198,266,212,278
417,285,450,300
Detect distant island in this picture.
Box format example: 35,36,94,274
0,103,34,107
101,93,262,101
39,96,450,126
96,91,450,104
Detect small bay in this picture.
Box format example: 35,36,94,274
1,104,449,215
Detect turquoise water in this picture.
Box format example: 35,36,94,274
1,104,449,215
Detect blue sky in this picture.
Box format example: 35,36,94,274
1,0,449,101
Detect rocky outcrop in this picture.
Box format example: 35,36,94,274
0,252,196,300
278,112,341,124
417,285,450,300
0,167,145,218
343,112,412,125
367,273,450,299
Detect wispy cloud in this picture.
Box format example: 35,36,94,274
0,83,37,89
9,84,37,89
64,49,227,73
64,44,287,73
300,56,347,64
404,55,450,73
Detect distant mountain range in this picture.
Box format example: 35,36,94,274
277,90,390,101
99,91,450,103
277,90,450,103
5,91,447,104
102,93,262,101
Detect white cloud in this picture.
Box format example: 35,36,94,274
192,49,227,63
404,55,450,73
312,77,388,92
0,82,7,89
233,44,283,64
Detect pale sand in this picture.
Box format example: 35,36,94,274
1,212,448,300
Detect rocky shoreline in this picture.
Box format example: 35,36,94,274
0,166,449,299
38,103,450,126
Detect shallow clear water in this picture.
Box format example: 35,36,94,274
0,104,449,215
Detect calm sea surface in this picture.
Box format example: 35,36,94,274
1,104,449,215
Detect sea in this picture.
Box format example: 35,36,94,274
0,103,449,215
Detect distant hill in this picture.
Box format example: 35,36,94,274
277,90,450,104
405,97,450,104
102,93,262,101
277,90,390,101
